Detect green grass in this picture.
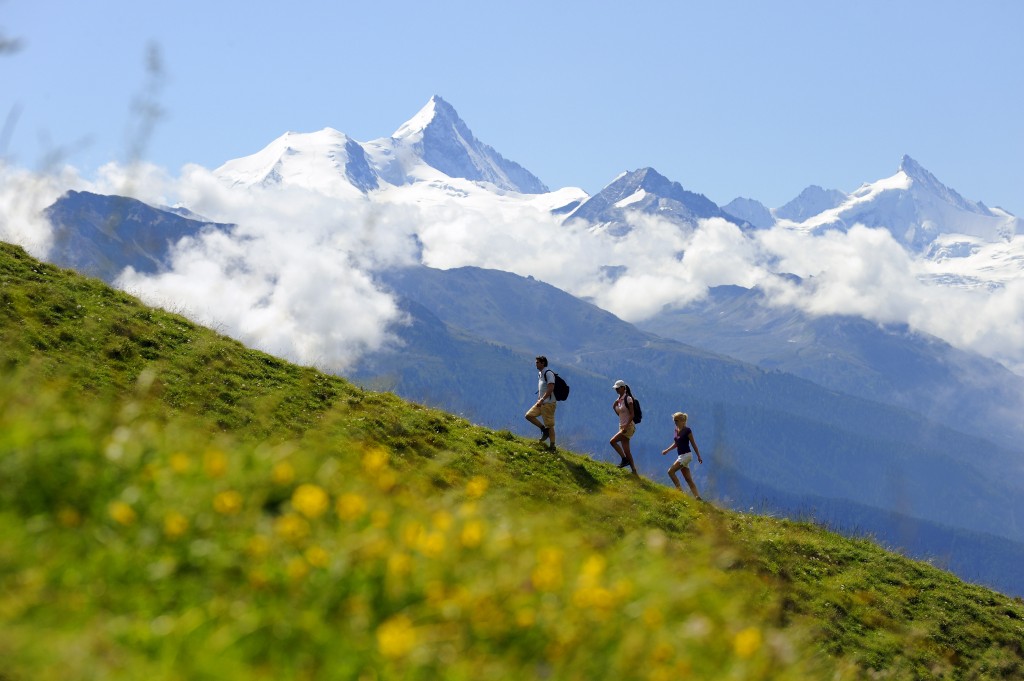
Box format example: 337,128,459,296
1,240,1023,680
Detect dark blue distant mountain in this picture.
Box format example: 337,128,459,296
43,190,232,283
364,264,1024,596
372,266,1024,552
638,284,1024,452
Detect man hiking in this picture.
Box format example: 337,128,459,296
525,356,557,452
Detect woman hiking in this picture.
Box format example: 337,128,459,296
610,380,638,476
661,411,703,500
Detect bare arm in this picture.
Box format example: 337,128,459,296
689,432,702,464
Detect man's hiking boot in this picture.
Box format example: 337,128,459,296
539,427,550,442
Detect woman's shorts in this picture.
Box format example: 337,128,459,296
619,423,636,439
674,452,693,468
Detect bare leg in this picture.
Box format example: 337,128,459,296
621,436,638,476
525,413,548,440
681,467,701,500
667,462,684,491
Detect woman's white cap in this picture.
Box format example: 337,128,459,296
613,380,626,389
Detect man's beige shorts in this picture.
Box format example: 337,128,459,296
525,402,556,427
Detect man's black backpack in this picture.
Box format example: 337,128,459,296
630,394,643,423
552,372,570,401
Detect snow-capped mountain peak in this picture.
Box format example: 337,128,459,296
774,185,849,223
566,167,743,234
898,154,990,216
722,197,774,229
215,96,550,196
392,95,453,141
374,95,549,194
788,155,1020,251
214,127,378,197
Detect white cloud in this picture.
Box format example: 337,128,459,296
0,163,82,258
114,167,417,372
4,162,1024,377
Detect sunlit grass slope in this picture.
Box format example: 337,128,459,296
1,241,1022,680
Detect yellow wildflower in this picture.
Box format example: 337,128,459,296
170,453,192,474
376,469,397,492
578,553,606,589
305,545,330,568
292,484,329,519
401,521,425,548
432,510,453,532
418,531,446,558
203,450,227,478
286,557,309,581
163,511,189,539
376,615,417,658
274,513,310,543
532,547,564,592
271,460,295,485
387,552,412,577
465,475,489,499
108,501,137,526
515,608,536,628
362,447,389,474
336,493,367,521
246,535,272,558
572,585,615,614
213,490,244,515
460,519,484,548
733,627,762,659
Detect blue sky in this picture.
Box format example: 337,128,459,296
2,0,1022,214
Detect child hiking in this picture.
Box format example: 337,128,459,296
661,412,703,500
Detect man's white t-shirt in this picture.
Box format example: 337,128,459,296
538,368,556,404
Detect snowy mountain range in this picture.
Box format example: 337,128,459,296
724,156,1021,246
213,95,1023,292
216,95,548,196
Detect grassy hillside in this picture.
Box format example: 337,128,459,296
1,240,1023,680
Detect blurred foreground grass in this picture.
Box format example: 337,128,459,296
2,241,1023,679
